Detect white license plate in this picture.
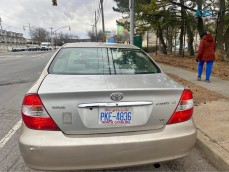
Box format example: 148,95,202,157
99,107,133,125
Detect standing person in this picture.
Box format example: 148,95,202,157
196,32,216,83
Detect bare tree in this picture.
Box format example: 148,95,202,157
87,30,104,42
31,27,50,43
55,32,79,46
87,30,96,42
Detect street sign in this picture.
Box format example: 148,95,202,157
195,10,218,20
196,10,211,17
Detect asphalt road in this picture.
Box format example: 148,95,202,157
0,51,217,171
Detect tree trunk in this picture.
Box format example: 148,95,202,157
186,26,195,56
224,26,229,60
179,29,184,55
179,0,185,55
167,27,173,54
158,25,167,54
185,12,195,56
197,0,204,35
216,0,225,55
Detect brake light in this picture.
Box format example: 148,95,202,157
21,94,60,130
167,89,194,125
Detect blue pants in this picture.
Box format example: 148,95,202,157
198,61,214,80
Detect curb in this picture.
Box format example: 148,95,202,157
196,130,229,171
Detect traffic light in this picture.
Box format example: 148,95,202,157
52,0,57,6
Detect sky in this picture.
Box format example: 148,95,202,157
0,0,124,39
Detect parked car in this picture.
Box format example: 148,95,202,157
27,45,41,51
20,46,28,51
12,47,21,52
11,46,27,52
19,43,196,170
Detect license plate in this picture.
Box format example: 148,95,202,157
99,107,133,125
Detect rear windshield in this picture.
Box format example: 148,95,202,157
49,47,161,75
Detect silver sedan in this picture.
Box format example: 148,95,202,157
19,43,196,170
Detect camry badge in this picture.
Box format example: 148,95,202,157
110,93,124,101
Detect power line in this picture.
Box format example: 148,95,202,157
96,2,102,25
94,0,97,13
1,23,23,30
0,11,67,27
0,11,45,32
96,9,101,24
0,11,27,25
100,0,105,42
104,0,108,8
93,0,102,37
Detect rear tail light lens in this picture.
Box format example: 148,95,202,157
167,89,194,125
22,94,60,130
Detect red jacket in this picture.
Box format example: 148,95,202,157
196,34,216,61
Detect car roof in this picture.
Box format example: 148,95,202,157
63,42,140,49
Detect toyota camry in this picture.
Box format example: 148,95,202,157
19,43,196,170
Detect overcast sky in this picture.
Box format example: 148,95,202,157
0,0,123,39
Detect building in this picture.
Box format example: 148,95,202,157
0,30,26,51
0,30,26,44
116,18,130,44
142,31,157,48
117,18,129,36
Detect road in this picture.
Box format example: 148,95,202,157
0,51,217,171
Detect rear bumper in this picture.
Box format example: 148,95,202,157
19,119,197,170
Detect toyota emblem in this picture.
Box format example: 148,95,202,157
110,93,124,101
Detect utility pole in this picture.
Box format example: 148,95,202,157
91,25,95,42
95,11,98,42
23,24,34,44
50,27,54,48
29,23,33,44
0,17,3,30
0,17,8,51
100,0,105,42
129,0,134,45
0,17,3,46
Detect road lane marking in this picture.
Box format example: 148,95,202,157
0,119,22,148
0,56,22,61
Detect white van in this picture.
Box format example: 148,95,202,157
40,42,51,51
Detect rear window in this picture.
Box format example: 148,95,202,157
49,47,161,75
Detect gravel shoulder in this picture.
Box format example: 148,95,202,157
166,73,228,106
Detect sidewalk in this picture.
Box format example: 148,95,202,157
159,63,229,171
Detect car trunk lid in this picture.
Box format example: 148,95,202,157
38,73,184,134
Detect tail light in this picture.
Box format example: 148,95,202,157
167,89,194,125
21,94,60,130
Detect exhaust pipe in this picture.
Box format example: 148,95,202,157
153,163,161,168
